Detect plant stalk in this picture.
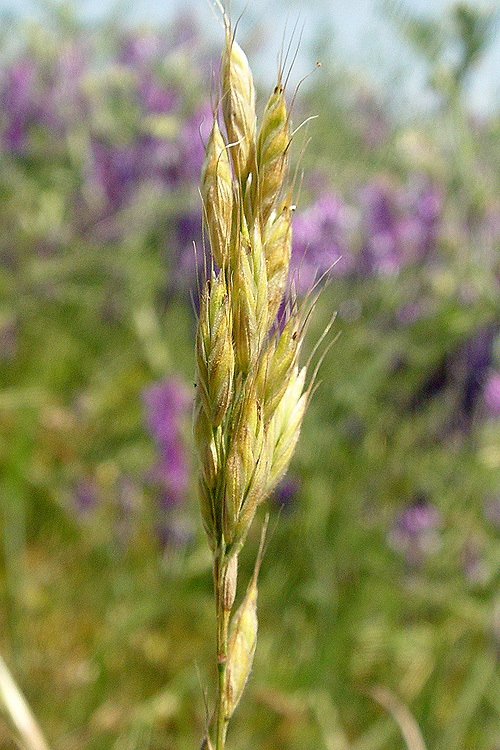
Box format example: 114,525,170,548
214,555,230,750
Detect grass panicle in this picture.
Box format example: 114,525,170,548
195,11,322,749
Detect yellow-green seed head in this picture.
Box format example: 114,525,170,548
261,316,303,422
262,203,292,323
193,396,219,489
201,118,233,268
221,31,256,184
223,396,266,547
225,566,259,717
232,250,258,374
265,365,307,495
257,84,289,223
197,474,217,550
196,273,235,426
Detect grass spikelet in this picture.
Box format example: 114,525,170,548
221,25,256,185
201,118,233,268
222,394,267,549
224,518,268,720
257,79,290,224
260,314,304,423
197,473,217,550
262,200,292,324
265,364,308,495
196,272,234,426
230,224,268,374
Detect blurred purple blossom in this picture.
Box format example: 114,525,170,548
178,103,213,181
1,57,40,151
484,494,500,528
290,179,442,295
360,178,442,274
388,495,442,564
354,88,389,149
73,477,99,511
272,475,301,514
483,369,500,415
0,316,18,361
460,542,489,586
291,192,354,294
142,376,192,506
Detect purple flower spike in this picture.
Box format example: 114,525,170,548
291,192,353,294
360,178,442,274
142,377,192,506
1,57,38,151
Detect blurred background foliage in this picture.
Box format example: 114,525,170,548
2,2,500,749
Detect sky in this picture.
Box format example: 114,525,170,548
1,0,499,113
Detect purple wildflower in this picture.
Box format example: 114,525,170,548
272,475,301,514
139,77,179,114
388,495,441,564
73,477,99,511
354,88,389,149
142,377,192,506
177,103,213,181
483,369,500,415
484,495,500,528
291,192,353,294
359,178,442,274
116,32,167,67
460,542,489,586
1,57,39,151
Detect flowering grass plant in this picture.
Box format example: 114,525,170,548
3,4,500,750
194,14,321,748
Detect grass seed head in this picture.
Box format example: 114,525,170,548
221,30,256,185
222,396,266,548
196,273,234,427
262,202,292,323
201,118,233,268
196,15,323,574
265,365,308,495
197,473,217,550
257,83,289,224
